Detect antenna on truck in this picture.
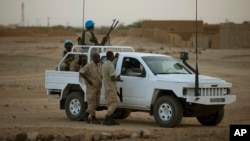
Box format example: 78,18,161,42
195,0,199,96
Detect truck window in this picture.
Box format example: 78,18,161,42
121,57,145,77
142,56,191,75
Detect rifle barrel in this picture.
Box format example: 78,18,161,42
106,19,119,37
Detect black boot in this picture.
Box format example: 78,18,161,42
111,117,120,125
83,112,90,123
103,115,120,126
91,116,101,124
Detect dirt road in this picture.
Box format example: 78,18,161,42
0,36,249,140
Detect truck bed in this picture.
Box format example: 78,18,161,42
45,70,85,95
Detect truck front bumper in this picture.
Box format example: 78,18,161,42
186,95,236,105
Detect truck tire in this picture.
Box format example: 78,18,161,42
153,96,183,127
112,109,131,119
196,107,224,126
65,91,86,121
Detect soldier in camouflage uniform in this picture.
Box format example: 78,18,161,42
59,40,79,71
79,53,102,124
81,20,107,46
102,51,121,126
81,20,107,55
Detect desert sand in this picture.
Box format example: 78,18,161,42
0,34,249,141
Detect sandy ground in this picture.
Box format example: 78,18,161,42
0,35,250,140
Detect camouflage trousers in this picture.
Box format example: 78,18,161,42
104,87,118,116
86,85,101,116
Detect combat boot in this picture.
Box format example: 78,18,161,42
83,112,90,123
111,117,120,125
103,115,120,126
90,116,101,124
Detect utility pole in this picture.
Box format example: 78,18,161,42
195,0,199,96
47,17,50,27
21,2,25,26
83,0,85,29
37,18,40,26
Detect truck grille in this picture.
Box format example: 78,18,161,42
199,88,226,96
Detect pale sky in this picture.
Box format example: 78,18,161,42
0,0,250,27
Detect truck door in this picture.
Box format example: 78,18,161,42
117,57,149,108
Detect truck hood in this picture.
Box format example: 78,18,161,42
156,74,226,84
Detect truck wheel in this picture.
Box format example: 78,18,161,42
153,96,183,127
197,107,224,126
65,91,86,121
112,109,131,119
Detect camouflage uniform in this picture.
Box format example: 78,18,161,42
102,60,117,116
82,30,98,45
82,30,100,56
60,50,78,71
79,61,102,117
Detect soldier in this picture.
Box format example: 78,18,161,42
102,51,121,126
79,53,102,124
59,39,79,71
81,20,107,46
81,20,107,55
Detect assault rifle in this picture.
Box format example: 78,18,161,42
102,19,119,45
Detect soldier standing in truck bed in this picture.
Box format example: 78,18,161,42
81,20,107,51
81,20,108,45
77,20,107,67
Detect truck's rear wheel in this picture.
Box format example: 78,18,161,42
65,91,86,121
196,107,224,126
153,96,183,127
112,109,131,119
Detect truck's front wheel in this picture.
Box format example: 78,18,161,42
65,91,86,121
196,107,224,126
153,96,183,127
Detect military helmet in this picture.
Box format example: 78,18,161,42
64,39,73,46
85,20,95,28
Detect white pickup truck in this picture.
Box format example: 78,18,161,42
45,46,236,127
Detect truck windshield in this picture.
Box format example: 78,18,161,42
142,56,191,75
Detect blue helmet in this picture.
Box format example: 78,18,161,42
85,20,95,28
64,39,73,45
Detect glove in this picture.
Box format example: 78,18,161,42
101,36,109,45
104,36,109,41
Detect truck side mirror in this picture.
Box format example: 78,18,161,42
180,52,189,61
180,52,196,73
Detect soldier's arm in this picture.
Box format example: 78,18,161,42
111,75,121,82
109,64,120,81
79,65,93,85
80,72,93,85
